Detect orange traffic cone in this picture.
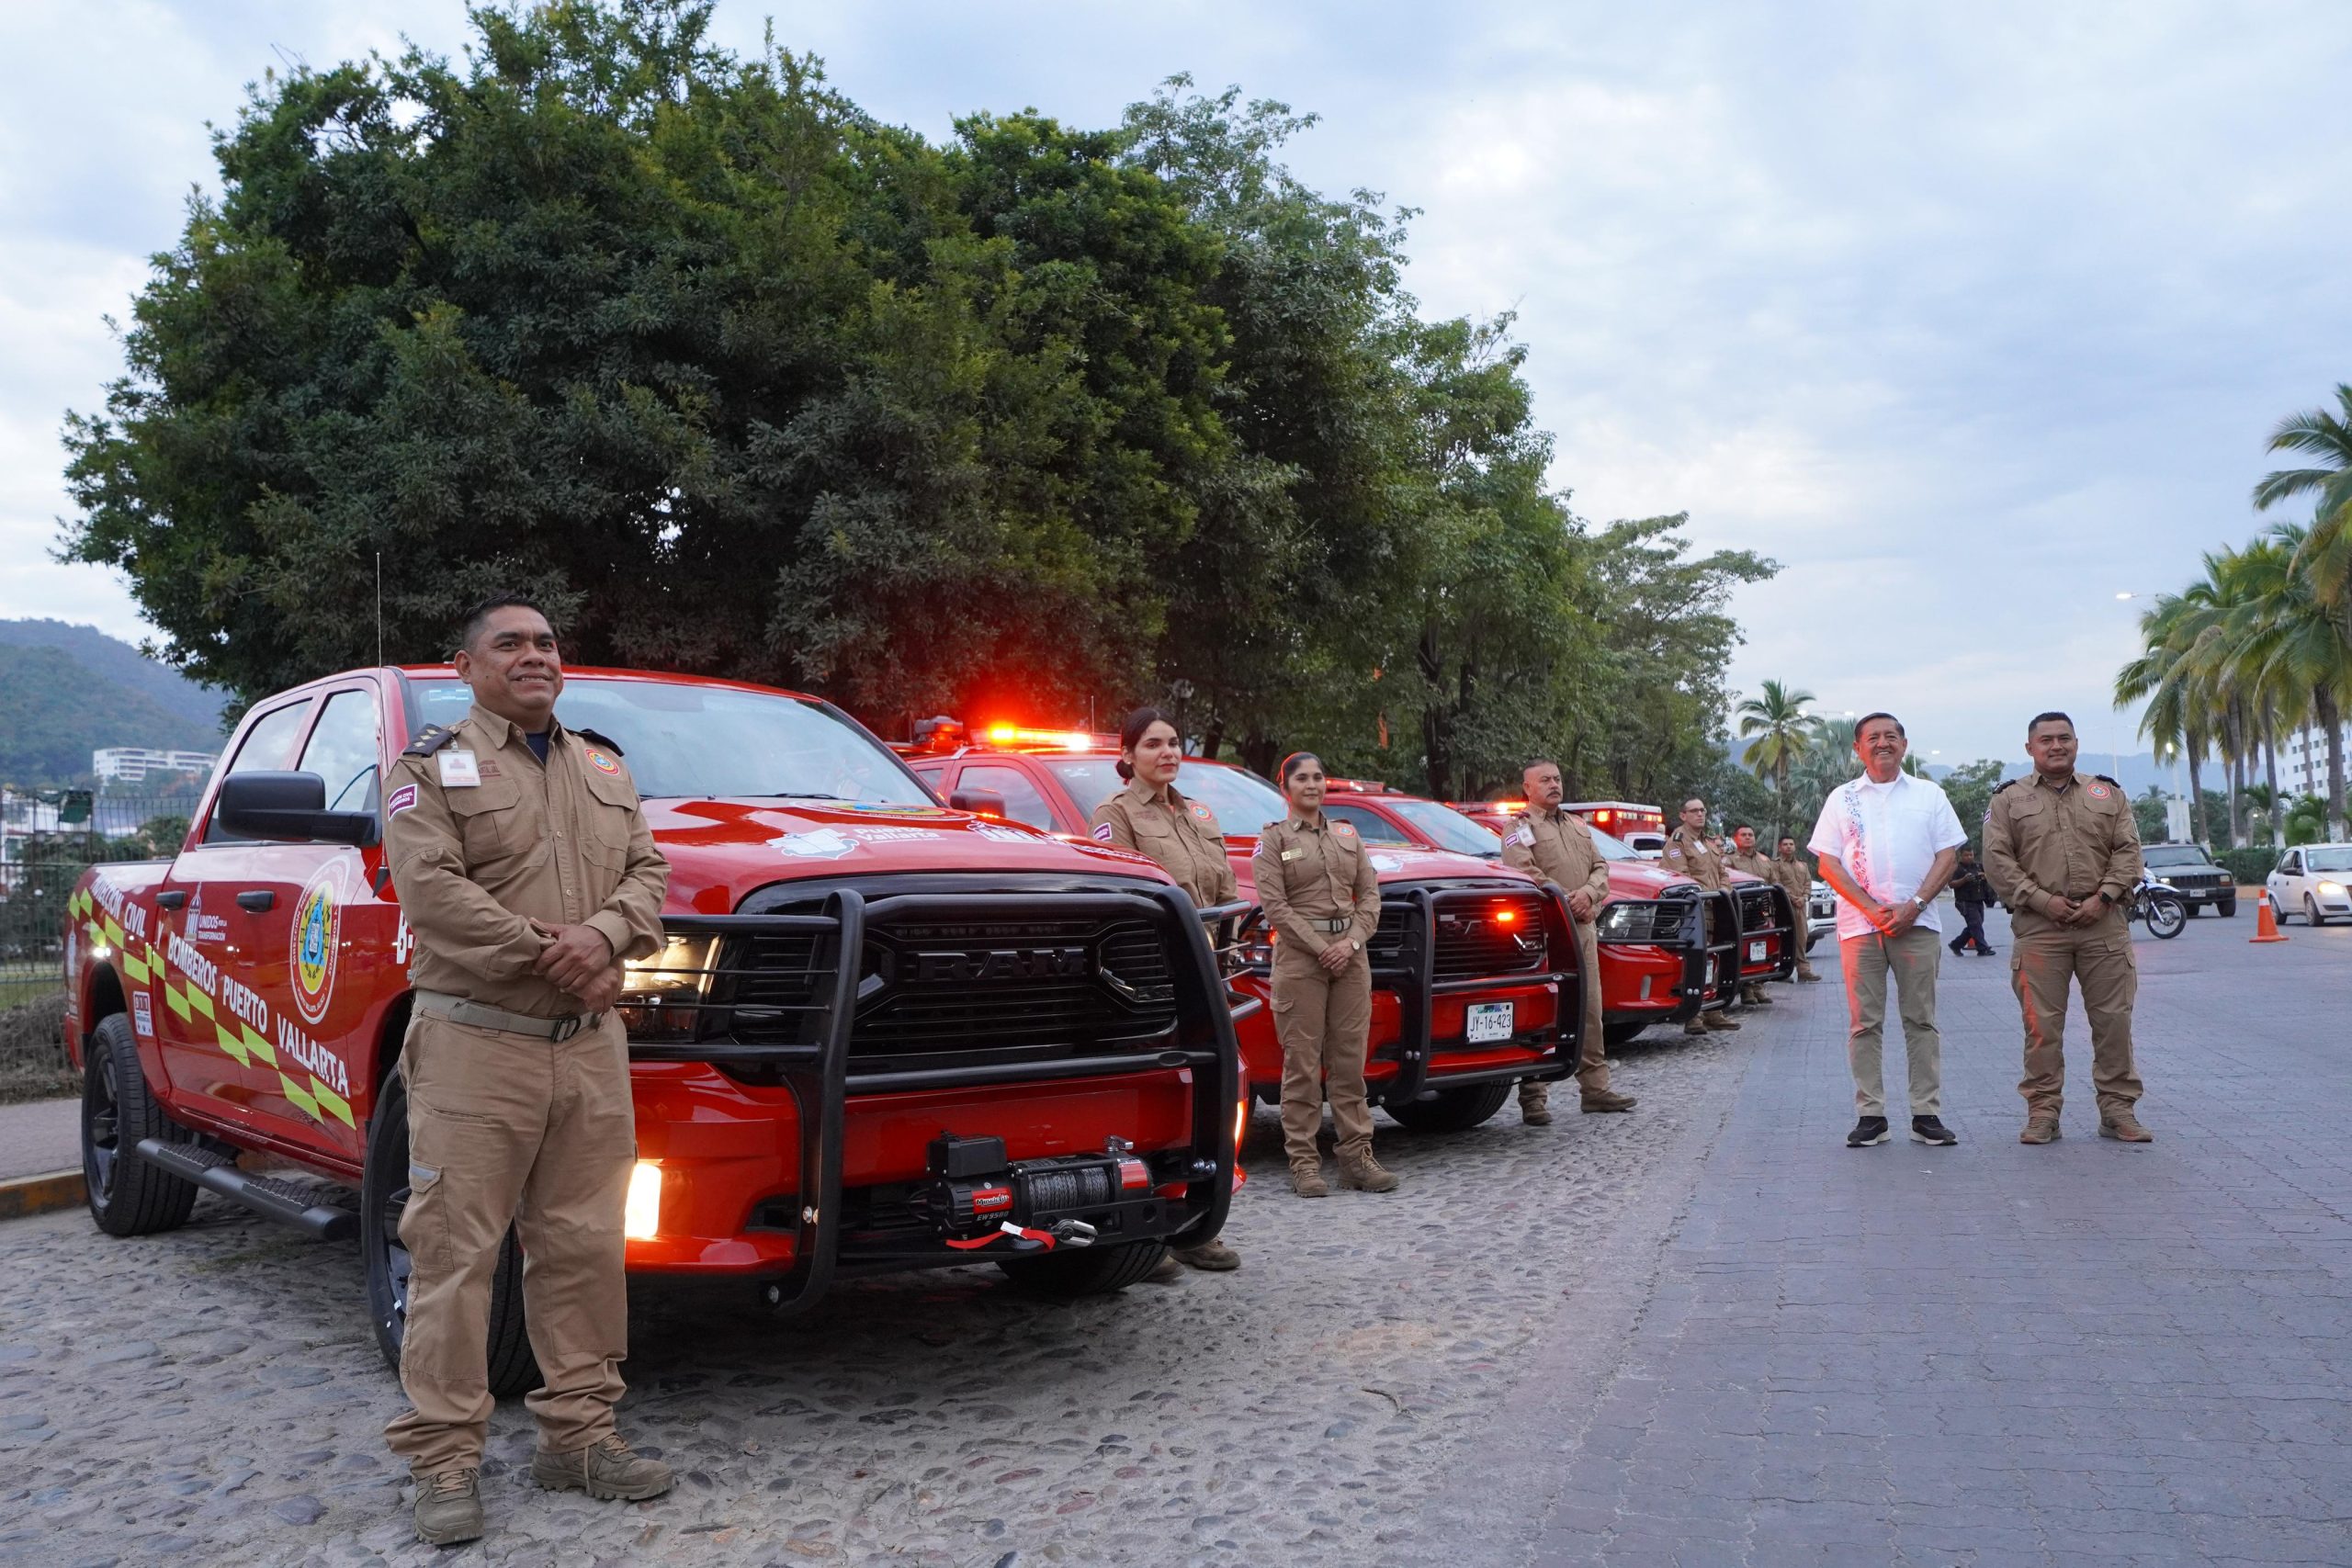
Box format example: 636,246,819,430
2251,896,2290,943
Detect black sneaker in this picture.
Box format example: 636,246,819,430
1910,1115,1958,1145
1948,938,1964,955
1977,947,1997,957
1846,1116,1890,1147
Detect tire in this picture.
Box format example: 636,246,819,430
2218,897,2237,918
2183,903,2200,918
996,1239,1169,1298
362,1068,541,1398
82,1012,198,1237
2307,895,2330,929
1384,1081,1512,1134
2144,894,2186,939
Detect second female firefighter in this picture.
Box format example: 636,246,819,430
1253,751,1398,1197
1088,707,1245,1276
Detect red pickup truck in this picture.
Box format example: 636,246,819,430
63,668,1241,1394
899,728,1587,1134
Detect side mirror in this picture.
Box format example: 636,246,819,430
214,772,380,846
949,787,1008,820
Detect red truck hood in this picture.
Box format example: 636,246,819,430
649,798,1170,913
1219,840,1536,899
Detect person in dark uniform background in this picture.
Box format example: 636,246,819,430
1948,845,1996,956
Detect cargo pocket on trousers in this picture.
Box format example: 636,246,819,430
398,1161,446,1273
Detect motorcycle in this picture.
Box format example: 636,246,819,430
2128,874,2187,940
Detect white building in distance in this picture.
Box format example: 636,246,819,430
2281,726,2351,798
93,747,217,784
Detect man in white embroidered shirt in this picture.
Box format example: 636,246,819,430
1807,712,1967,1149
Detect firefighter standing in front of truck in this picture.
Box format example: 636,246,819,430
1089,705,1246,1280
1501,760,1638,1120
1660,799,1743,1036
1255,751,1398,1197
382,596,675,1547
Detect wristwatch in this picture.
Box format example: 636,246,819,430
1908,896,1925,911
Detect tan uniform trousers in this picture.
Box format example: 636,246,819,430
1272,942,1375,1168
1567,918,1611,1094
1840,926,1944,1117
384,1011,636,1477
2010,916,2143,1117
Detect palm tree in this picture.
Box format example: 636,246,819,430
2234,523,2352,839
1735,681,1816,840
2254,383,2352,609
2114,579,2216,844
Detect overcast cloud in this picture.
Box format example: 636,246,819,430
4,1,2347,764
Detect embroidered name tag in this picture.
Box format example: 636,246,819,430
1281,849,1304,862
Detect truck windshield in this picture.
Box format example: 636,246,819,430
1046,758,1289,834
1587,826,1643,862
2141,846,2211,867
1384,798,1503,857
404,679,928,804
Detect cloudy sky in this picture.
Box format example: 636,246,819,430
5,1,2348,765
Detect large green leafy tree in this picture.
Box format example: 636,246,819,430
60,3,1238,721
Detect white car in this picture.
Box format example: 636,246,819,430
2266,844,2352,926
1807,880,1837,949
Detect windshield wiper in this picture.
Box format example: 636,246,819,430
748,792,846,800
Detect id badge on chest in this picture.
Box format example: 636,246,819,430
438,750,481,787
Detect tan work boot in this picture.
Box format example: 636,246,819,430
1290,1163,1330,1198
1518,1084,1553,1126
413,1467,483,1546
2098,1111,2154,1144
1581,1089,1637,1113
531,1433,674,1502
1144,1251,1185,1284
1701,1010,1741,1032
1795,970,1823,984
1174,1237,1241,1270
1339,1153,1399,1192
1742,985,1774,1007
2018,1115,2061,1145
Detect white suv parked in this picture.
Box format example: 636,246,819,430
2267,844,2352,926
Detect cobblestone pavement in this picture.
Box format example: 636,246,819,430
0,998,1747,1566
1430,909,2352,1567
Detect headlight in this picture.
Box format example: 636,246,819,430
1598,901,1672,943
2322,881,2346,898
619,934,719,1041
624,1161,662,1239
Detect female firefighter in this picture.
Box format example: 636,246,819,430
1252,751,1396,1197
1088,707,1243,1276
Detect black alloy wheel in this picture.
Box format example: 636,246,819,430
82,1012,198,1237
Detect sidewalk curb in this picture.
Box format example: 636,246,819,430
0,1168,85,1221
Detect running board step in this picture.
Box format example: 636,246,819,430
134,1138,359,1240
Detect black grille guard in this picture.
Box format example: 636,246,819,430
621,881,1240,1314
1733,883,1802,984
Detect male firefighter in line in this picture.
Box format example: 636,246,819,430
1723,824,1778,1008
1661,798,1742,1036
384,596,675,1545
1773,836,1825,983
1500,761,1638,1118
1981,711,2154,1145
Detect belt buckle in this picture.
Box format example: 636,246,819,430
552,1015,583,1043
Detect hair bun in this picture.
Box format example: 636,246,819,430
1114,760,1134,781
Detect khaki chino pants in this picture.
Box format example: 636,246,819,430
384,1011,636,1477
1272,942,1375,1168
2010,913,2143,1117
1839,926,1944,1118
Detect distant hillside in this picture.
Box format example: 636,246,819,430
0,642,224,788
0,619,227,734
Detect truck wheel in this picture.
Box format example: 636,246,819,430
82,1012,198,1237
996,1239,1169,1298
2218,897,2237,918
1383,1081,1511,1133
1602,1021,1649,1049
362,1068,541,1399
2183,902,2201,918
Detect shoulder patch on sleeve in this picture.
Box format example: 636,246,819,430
2094,774,2120,790
1991,778,2018,795
402,725,458,759
1092,822,1114,842
575,727,626,758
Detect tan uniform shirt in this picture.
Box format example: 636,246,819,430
1499,807,1611,912
387,703,670,1017
1252,812,1381,955
1724,848,1774,883
1770,852,1814,906
1981,771,2143,933
1090,779,1238,908
1660,825,1727,891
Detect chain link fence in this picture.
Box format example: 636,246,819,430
1,793,200,1006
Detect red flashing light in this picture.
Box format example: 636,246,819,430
983,723,1098,751
1495,907,1520,926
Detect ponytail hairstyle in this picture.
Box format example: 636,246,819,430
1114,706,1179,782
1278,750,1324,788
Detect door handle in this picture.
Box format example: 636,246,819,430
236,890,276,912
155,890,188,910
